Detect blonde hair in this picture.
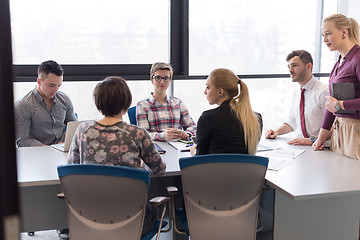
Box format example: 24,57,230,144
209,68,260,154
323,14,360,45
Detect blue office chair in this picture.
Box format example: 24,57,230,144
128,106,137,125
168,154,269,240
57,164,169,240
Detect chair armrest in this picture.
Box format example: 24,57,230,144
149,196,172,236
167,186,178,195
262,184,271,191
166,186,188,236
149,196,170,207
57,192,65,199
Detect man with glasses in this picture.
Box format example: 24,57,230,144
136,62,196,141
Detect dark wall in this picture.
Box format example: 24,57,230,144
0,0,20,239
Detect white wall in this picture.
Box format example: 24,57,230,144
347,0,360,20
338,0,360,21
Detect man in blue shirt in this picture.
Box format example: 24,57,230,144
14,60,77,147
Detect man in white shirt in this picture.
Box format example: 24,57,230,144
265,50,329,145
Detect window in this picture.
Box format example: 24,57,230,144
10,0,169,64
320,0,340,73
189,0,337,75
174,78,294,132
12,0,341,128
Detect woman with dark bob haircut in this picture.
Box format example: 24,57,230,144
68,76,166,236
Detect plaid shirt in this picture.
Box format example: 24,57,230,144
136,94,196,141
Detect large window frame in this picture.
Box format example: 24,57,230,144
13,0,332,82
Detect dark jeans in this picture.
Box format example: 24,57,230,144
141,203,157,237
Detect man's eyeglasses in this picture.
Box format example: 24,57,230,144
152,75,171,82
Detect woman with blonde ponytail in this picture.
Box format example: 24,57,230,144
192,68,262,155
313,14,360,160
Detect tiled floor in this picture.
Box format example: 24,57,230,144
20,213,273,240
21,230,273,240
20,229,173,240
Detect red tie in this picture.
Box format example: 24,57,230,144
300,88,309,138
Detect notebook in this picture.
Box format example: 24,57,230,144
331,82,356,114
167,140,193,152
51,121,85,152
154,143,166,154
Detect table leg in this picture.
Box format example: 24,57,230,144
273,191,360,240
20,184,68,232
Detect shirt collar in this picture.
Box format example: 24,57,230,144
220,99,231,106
301,75,316,91
149,92,170,104
337,44,360,62
33,87,45,103
32,87,57,104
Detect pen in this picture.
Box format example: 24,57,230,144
181,149,191,152
185,144,193,148
168,142,178,150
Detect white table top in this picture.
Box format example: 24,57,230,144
16,141,190,187
17,137,360,201
17,146,68,186
262,136,360,200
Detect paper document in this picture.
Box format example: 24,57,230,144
258,148,305,171
267,157,293,171
259,148,304,159
257,144,273,152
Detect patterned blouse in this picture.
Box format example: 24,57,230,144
67,120,166,175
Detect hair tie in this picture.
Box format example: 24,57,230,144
238,79,241,84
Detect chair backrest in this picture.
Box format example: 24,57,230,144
179,154,268,240
128,106,137,125
57,164,150,240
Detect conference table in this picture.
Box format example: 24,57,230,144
262,136,360,240
17,137,360,239
17,141,189,233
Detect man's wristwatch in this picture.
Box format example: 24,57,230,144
310,136,316,143
335,100,341,111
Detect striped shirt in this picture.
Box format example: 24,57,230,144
136,94,196,141
14,88,77,147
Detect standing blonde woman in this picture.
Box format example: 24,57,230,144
313,14,360,160
192,68,262,155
